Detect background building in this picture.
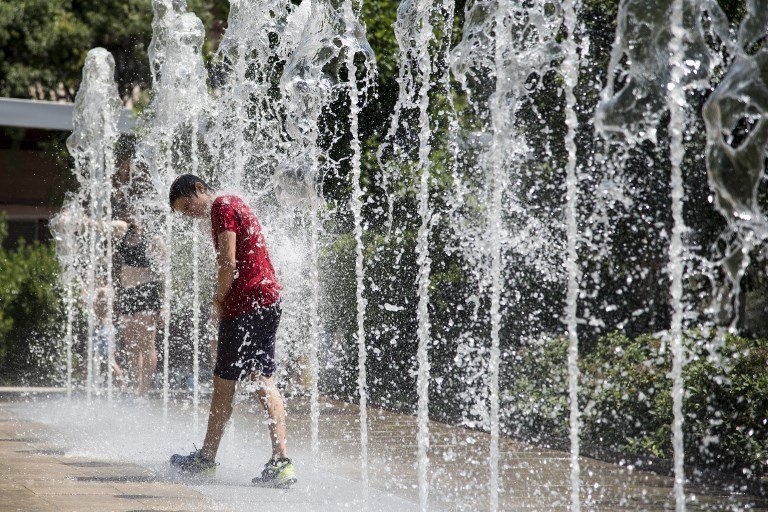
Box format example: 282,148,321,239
0,98,134,249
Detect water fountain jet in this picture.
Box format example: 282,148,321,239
65,47,122,400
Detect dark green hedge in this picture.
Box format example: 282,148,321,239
0,220,65,385
505,331,768,477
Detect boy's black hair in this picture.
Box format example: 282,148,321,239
168,174,214,208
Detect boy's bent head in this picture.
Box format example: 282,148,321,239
169,174,214,219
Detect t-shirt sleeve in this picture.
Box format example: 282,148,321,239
211,200,238,235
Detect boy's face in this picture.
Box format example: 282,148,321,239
172,183,211,219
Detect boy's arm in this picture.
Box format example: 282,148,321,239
214,230,237,317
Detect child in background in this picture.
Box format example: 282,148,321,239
93,286,125,390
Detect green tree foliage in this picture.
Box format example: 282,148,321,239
0,219,65,385
0,0,225,102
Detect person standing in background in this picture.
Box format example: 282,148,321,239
115,216,164,396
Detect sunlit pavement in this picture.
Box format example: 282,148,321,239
0,389,766,511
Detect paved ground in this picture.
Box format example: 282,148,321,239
0,417,212,511
1,389,766,511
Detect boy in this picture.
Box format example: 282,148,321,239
168,174,295,487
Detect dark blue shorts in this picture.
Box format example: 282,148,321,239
214,302,281,381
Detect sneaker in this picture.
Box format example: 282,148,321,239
170,448,217,477
251,457,297,488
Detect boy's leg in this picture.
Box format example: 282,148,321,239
254,374,288,459
208,337,218,368
201,375,237,461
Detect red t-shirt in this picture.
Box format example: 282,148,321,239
210,195,281,319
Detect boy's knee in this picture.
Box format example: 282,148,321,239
253,375,275,392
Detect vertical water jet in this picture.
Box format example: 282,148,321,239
398,0,436,508
279,0,376,479
51,199,86,398
191,225,200,414
346,42,369,491
561,1,582,510
486,3,505,505
136,0,208,411
308,205,321,456
341,0,376,488
279,0,333,458
66,47,122,400
667,3,688,509
596,1,731,508
451,1,564,507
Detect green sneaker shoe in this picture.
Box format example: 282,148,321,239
170,448,217,477
251,457,297,488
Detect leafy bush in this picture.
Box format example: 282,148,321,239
502,335,570,443
505,331,768,477
0,220,65,385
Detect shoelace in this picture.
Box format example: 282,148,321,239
188,445,216,466
262,460,282,477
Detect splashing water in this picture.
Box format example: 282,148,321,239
134,0,208,412
49,198,87,397
213,0,293,192
451,1,563,509
48,0,768,510
596,0,729,143
703,0,768,321
65,48,122,400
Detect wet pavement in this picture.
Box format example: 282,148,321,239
0,420,213,511
0,389,765,511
